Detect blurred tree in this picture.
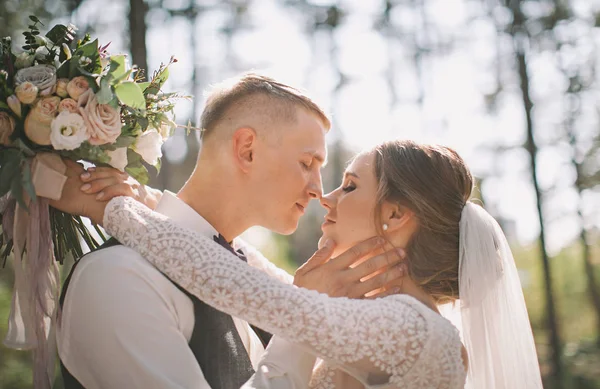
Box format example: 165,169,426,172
504,0,564,383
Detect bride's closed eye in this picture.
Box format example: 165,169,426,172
342,182,356,193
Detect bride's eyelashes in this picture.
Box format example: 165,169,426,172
342,182,356,193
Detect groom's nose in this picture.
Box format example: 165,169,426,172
307,171,323,200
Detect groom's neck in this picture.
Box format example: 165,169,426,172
177,170,252,242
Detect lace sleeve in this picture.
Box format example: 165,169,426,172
234,239,294,285
103,197,466,388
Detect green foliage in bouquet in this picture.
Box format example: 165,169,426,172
0,16,184,265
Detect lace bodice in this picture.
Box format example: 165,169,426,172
103,197,466,389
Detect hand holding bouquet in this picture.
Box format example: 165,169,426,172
0,16,185,388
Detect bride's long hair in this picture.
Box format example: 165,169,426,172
371,140,543,389
372,140,471,304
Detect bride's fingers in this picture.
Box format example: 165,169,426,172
80,176,128,195
93,183,136,201
296,239,336,276
344,248,405,282
364,285,401,300
80,166,129,183
329,236,387,270
348,265,405,298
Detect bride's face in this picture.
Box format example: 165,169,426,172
319,152,380,257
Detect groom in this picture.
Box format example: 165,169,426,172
53,74,403,388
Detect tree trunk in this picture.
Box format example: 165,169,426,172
508,0,563,384
128,0,149,81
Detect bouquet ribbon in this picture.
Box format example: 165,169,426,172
3,153,66,389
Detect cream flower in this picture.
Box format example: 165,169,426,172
14,52,34,69
15,64,57,91
15,82,39,104
66,76,90,100
7,95,22,118
58,98,79,114
77,89,121,145
50,111,88,150
106,147,128,172
133,129,163,165
0,112,15,145
24,96,61,145
56,79,69,98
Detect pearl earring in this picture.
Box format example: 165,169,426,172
383,224,389,231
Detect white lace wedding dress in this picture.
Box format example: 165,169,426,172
102,197,467,389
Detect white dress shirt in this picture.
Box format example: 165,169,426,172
57,191,265,388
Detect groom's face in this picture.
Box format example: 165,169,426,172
252,108,327,234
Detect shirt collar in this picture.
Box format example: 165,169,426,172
154,190,218,239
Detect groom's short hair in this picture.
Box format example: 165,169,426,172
200,74,331,138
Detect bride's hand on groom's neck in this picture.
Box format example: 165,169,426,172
293,237,407,299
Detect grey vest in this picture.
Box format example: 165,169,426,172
59,238,267,389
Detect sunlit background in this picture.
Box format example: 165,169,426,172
1,0,600,388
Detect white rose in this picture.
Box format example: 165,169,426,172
50,111,88,150
133,129,163,165
15,52,35,69
15,82,39,104
106,147,128,172
15,64,57,91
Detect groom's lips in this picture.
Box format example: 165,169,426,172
295,203,306,213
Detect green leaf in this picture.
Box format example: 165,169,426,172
29,15,41,24
156,67,169,86
74,39,99,59
21,158,36,203
137,81,150,92
45,24,70,46
0,151,20,198
0,101,8,110
125,149,149,184
112,136,136,148
10,173,28,211
115,81,145,111
109,55,128,80
96,78,114,104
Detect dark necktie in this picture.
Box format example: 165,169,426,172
212,233,272,347
213,234,248,262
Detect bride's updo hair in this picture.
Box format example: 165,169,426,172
372,140,473,304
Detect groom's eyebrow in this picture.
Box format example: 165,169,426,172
304,150,328,167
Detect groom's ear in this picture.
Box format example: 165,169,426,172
381,202,415,233
232,127,257,173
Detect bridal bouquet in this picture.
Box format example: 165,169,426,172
0,16,181,263
0,17,183,387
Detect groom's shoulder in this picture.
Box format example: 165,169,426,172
69,245,171,292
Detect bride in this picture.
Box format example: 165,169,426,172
51,140,543,389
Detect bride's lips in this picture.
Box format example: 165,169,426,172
321,216,336,229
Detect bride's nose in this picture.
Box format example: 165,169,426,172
320,191,336,210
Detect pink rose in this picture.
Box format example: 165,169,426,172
24,96,61,145
0,112,15,145
77,89,121,145
66,76,90,100
58,98,79,114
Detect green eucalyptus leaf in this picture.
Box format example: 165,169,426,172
115,81,145,111
96,78,114,104
109,55,128,80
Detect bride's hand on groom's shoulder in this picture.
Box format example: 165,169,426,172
293,237,407,299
